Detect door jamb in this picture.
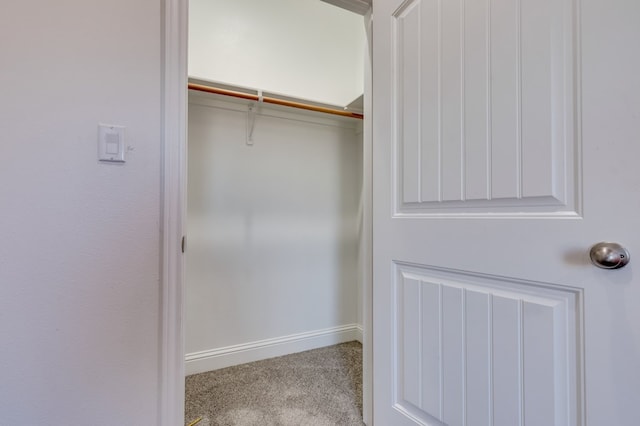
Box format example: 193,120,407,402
361,7,373,425
160,0,188,425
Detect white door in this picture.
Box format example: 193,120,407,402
372,0,640,424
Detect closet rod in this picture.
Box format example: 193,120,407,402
188,83,364,120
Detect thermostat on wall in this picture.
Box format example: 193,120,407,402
98,124,126,163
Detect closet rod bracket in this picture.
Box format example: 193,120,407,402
246,91,263,145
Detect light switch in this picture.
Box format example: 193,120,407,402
98,124,125,163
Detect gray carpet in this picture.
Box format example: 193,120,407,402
185,341,364,426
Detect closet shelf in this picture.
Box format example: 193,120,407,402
188,82,364,120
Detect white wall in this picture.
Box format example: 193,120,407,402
189,0,365,106
0,1,161,424
185,93,362,372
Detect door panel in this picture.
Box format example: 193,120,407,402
373,0,640,425
391,0,578,215
392,264,580,425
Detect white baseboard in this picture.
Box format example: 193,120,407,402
185,323,362,376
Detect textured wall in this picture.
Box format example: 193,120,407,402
0,1,162,423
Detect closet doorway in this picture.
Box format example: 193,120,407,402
183,0,373,423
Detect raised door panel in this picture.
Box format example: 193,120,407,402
392,263,582,426
392,0,579,217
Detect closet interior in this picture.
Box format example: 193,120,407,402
185,0,369,380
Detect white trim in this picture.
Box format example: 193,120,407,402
320,0,372,15
356,324,364,343
185,324,362,375
160,0,188,425
362,8,374,425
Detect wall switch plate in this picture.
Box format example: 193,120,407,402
98,124,125,163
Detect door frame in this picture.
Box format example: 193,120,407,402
159,1,373,425
160,0,188,425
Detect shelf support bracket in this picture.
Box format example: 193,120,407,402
246,90,263,145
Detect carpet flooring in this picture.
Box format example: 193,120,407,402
185,341,364,426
